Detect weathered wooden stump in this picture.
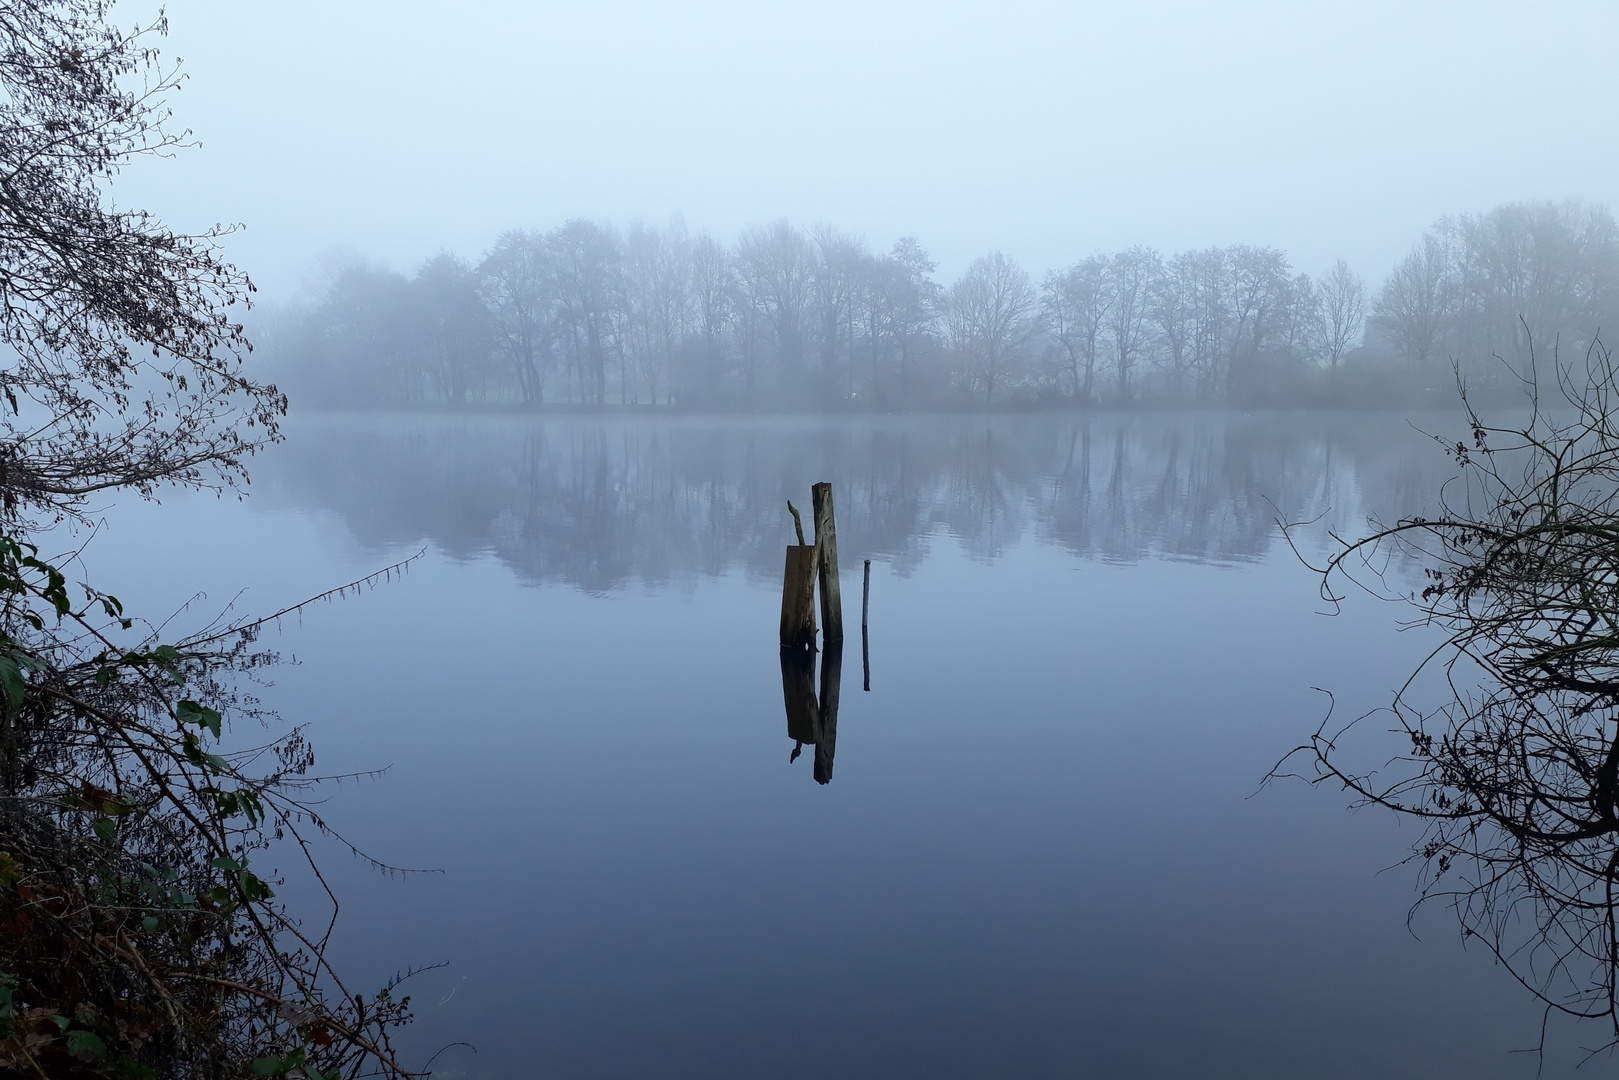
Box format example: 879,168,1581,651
812,482,843,642
779,544,818,649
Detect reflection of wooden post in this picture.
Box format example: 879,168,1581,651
862,559,871,692
812,482,843,641
814,639,843,784
779,645,819,746
779,545,818,649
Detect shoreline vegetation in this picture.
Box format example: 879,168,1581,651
0,4,417,1077
264,199,1619,414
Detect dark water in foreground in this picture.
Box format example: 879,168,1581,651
75,410,1607,1078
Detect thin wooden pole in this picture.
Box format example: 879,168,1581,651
812,482,843,641
862,559,871,692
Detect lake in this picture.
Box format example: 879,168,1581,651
72,409,1599,1078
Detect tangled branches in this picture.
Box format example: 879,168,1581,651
0,535,425,1079
0,0,284,523
1282,341,1619,1043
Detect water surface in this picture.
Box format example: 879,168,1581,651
77,410,1594,1078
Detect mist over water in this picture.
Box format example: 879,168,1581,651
73,407,1602,1078
252,410,1455,588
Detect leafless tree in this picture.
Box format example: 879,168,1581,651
0,0,286,521
1105,246,1160,400
1317,258,1366,370
947,251,1036,403
1041,255,1111,403
1372,233,1455,367
736,220,813,387
1280,343,1619,1052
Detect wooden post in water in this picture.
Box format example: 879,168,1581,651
862,559,871,692
779,544,819,649
812,482,843,642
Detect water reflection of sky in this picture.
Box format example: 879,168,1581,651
71,411,1592,1078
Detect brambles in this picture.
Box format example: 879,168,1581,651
0,535,423,1078
0,3,424,1075
1282,341,1619,1043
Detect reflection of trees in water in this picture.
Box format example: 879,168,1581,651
259,412,1459,591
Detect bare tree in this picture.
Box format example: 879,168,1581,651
0,0,285,521
1041,255,1111,403
1372,233,1455,367
947,252,1036,403
736,221,813,391
1280,343,1619,1053
1316,258,1366,370
480,230,554,404
1105,246,1160,399
549,219,623,404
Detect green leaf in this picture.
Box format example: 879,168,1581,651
252,1047,306,1075
91,817,117,843
209,857,243,872
177,699,222,738
141,914,159,933
0,655,24,716
65,1029,107,1060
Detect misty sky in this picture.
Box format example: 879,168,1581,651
115,0,1619,301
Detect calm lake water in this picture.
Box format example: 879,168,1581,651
72,410,1605,1078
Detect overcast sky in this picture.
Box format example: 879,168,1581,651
115,0,1619,301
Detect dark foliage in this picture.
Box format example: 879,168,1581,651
0,0,283,521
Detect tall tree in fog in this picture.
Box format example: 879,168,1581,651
1149,252,1198,397
948,252,1036,403
1317,258,1366,370
1226,245,1291,356
550,219,624,403
1105,246,1160,399
886,237,943,403
307,264,416,405
684,233,733,402
1448,201,1619,365
737,221,814,386
623,222,691,405
1041,255,1112,402
1186,247,1230,397
411,253,492,405
1373,233,1454,366
480,230,553,403
1277,272,1321,364
811,227,868,404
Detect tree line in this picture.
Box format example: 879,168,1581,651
265,200,1619,410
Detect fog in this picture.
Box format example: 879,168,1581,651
62,3,1619,1075
114,0,1619,300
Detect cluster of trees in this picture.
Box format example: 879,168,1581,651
267,200,1619,411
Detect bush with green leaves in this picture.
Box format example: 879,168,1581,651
0,533,422,1079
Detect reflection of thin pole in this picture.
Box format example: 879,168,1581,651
862,559,871,692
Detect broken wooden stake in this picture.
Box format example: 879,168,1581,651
779,544,818,649
812,482,843,642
